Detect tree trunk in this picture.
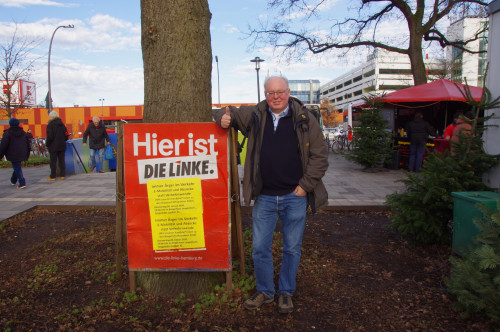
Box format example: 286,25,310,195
139,0,223,297
141,0,212,123
408,34,428,86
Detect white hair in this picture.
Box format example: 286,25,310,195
92,116,100,122
49,111,59,120
264,76,289,90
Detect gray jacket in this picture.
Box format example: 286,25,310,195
214,97,329,212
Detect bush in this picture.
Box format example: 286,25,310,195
386,150,493,244
0,155,49,168
446,202,500,326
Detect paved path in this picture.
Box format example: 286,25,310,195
0,153,407,221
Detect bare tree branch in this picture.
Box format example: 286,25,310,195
249,0,489,86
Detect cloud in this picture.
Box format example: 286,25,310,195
0,15,141,53
0,0,77,8
33,58,144,106
222,24,239,34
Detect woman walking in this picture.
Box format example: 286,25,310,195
46,111,68,181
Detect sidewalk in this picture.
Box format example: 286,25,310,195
0,153,407,221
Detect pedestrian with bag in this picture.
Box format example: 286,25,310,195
0,118,31,189
46,111,68,181
83,116,110,173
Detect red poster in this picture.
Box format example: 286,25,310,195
123,123,230,271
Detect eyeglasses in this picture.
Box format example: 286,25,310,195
265,90,289,98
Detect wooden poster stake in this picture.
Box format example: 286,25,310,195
229,128,246,277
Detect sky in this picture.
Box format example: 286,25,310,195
0,0,446,108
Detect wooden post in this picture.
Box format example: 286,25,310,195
229,128,246,277
115,122,127,281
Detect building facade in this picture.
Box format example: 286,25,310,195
320,49,445,111
289,79,321,104
0,103,253,139
446,17,489,87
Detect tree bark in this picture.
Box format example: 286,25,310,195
141,0,212,123
408,35,428,86
139,0,223,297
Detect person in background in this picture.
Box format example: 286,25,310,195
46,111,68,181
26,129,34,140
444,113,459,141
0,118,30,189
405,111,435,172
213,76,329,314
83,116,110,173
450,111,474,154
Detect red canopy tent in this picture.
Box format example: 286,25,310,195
381,79,483,103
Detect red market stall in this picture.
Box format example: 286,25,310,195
380,79,483,169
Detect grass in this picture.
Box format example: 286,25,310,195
0,155,49,168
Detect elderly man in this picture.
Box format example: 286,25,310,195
83,116,110,173
213,76,328,314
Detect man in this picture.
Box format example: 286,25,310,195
46,111,68,181
26,129,34,140
0,118,31,189
214,76,328,314
83,116,110,173
405,111,435,172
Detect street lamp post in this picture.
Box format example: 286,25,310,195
47,24,74,114
250,56,264,102
99,98,105,121
215,56,221,108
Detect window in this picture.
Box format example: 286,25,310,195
379,68,413,75
379,84,409,90
363,69,375,77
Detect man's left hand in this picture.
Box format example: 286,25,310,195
294,185,307,196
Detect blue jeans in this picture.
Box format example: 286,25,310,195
89,148,104,172
251,192,307,297
10,161,26,187
409,142,425,172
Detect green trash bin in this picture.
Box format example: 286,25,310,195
451,191,500,255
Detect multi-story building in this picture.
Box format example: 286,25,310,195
320,49,445,111
289,79,321,104
446,17,488,87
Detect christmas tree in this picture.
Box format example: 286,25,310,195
345,95,392,169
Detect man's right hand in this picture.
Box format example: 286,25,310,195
221,107,231,129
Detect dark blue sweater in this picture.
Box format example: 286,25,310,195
260,110,303,196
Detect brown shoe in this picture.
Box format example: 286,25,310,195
89,167,94,172
99,171,105,173
47,177,56,181
60,177,65,180
278,293,293,314
243,292,274,310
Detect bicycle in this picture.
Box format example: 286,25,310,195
31,137,48,157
